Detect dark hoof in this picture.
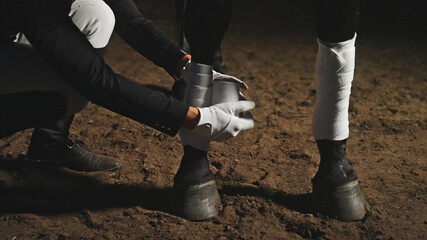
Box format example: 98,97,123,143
313,180,370,221
173,180,221,221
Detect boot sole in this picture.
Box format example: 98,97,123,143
173,180,221,221
313,180,370,221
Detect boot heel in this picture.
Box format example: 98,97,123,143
313,180,370,221
173,180,221,221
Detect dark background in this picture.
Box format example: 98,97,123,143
358,0,427,36
227,0,427,37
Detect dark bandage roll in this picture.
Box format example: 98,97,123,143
316,0,360,43
184,0,232,65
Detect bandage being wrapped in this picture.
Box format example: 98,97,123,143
212,71,248,103
180,62,253,151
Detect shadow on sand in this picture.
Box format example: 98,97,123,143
0,157,315,220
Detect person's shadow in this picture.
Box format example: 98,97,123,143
0,156,315,219
0,156,174,215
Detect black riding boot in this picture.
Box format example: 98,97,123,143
312,139,370,221
27,115,122,172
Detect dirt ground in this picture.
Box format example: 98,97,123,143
0,1,426,239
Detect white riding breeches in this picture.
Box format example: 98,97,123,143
0,0,115,116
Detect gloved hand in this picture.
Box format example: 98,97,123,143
180,101,255,151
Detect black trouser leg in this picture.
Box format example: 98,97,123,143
0,91,68,139
28,47,106,157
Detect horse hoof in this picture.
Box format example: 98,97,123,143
173,180,221,221
313,180,370,221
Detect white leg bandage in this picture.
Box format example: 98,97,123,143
312,34,356,140
180,62,213,151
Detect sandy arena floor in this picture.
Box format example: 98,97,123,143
0,1,426,239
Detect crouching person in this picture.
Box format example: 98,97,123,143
0,0,255,179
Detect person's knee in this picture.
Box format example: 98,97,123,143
69,0,115,48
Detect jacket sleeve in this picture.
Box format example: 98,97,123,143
104,0,186,76
24,18,189,136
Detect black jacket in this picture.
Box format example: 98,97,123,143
0,0,189,136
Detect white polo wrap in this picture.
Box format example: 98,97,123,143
312,34,356,140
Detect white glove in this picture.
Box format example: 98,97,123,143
180,101,255,151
